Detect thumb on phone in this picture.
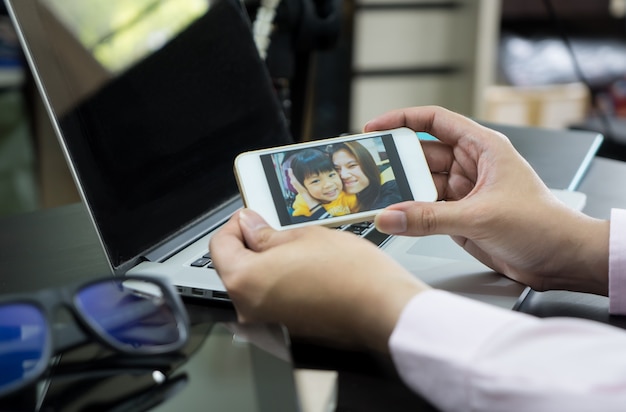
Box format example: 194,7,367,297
374,200,467,237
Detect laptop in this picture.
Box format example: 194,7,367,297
6,0,603,309
6,0,294,300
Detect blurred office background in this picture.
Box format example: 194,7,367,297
1,0,625,218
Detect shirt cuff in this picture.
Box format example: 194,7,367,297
609,208,626,315
388,290,536,411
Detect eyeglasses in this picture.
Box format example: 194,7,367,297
0,275,189,398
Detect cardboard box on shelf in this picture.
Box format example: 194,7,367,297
482,82,590,129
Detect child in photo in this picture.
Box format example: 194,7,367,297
287,148,357,218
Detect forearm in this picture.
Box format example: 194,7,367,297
546,210,610,296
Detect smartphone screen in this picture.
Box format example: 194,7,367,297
259,134,414,227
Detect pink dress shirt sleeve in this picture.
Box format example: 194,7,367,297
609,208,626,314
389,290,626,412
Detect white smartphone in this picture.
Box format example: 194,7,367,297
234,127,437,230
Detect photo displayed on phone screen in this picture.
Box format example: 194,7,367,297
260,134,415,226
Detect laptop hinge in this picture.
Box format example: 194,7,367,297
139,196,243,264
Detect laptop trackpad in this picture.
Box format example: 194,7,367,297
406,234,476,261
383,235,526,309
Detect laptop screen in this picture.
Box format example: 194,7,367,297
9,0,292,269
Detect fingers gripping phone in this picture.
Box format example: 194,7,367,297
234,127,437,230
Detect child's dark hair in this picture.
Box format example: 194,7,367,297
289,149,335,185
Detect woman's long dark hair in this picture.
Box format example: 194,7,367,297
328,141,380,211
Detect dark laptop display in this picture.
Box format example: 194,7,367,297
9,0,291,272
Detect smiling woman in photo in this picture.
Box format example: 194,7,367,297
329,141,402,212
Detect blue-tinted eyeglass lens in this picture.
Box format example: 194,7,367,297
0,304,48,392
75,279,182,352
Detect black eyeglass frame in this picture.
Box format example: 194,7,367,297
0,274,190,398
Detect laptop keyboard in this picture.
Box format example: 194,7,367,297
191,251,215,268
190,221,390,270
338,221,393,247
